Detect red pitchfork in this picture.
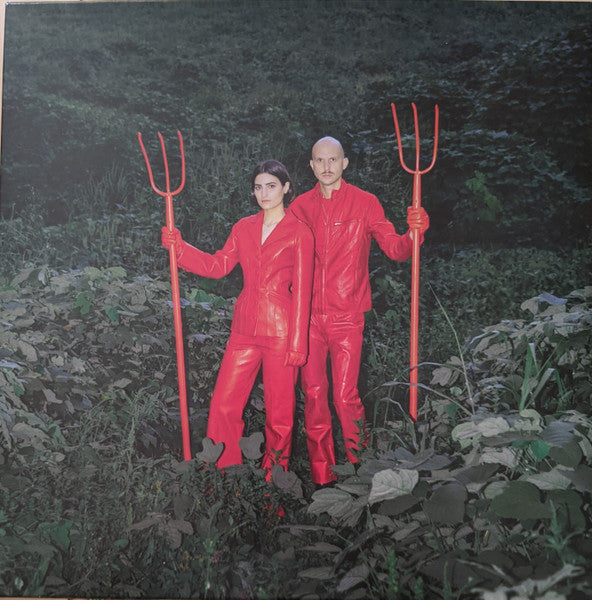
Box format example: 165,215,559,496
391,103,439,421
137,131,191,460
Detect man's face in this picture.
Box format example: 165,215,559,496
309,139,349,191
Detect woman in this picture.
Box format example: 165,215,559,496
161,160,313,477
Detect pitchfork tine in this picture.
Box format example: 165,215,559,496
391,103,439,175
158,133,171,194
413,104,421,172
138,131,185,197
424,105,439,173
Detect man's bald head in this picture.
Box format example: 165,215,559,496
311,136,346,159
310,137,349,197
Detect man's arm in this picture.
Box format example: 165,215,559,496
367,196,415,261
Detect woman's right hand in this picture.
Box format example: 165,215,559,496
285,350,307,367
161,226,183,250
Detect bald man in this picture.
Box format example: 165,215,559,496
289,136,429,486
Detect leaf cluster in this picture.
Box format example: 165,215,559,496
432,287,592,414
1,264,591,598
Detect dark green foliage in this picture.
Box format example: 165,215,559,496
432,287,592,414
1,0,590,266
1,1,591,598
1,266,591,598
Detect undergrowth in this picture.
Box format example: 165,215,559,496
1,266,591,598
1,2,590,597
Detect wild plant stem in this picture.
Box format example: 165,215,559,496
429,284,474,415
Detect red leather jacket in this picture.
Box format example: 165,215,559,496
289,180,419,315
175,211,314,359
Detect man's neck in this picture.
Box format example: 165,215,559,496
319,178,343,199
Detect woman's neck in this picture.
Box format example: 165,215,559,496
261,205,285,243
263,205,285,225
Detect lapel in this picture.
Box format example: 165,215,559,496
261,211,290,248
245,211,264,250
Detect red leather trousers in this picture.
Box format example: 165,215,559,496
301,313,367,484
206,332,297,473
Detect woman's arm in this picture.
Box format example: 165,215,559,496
285,223,314,366
162,225,240,279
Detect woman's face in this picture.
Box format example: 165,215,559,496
253,173,290,211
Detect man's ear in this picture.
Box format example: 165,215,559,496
309,159,314,171
342,157,349,170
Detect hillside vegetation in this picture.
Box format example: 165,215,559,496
0,1,590,598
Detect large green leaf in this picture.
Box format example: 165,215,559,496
454,464,500,486
368,468,418,505
195,437,224,464
308,488,365,527
523,467,572,491
529,438,551,461
480,447,520,468
238,431,264,460
548,440,583,468
548,489,586,531
423,482,468,525
376,494,421,517
270,465,304,499
47,519,73,552
490,481,552,520
557,464,592,494
336,563,370,593
298,566,334,580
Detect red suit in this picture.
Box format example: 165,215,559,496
289,180,423,484
168,211,314,473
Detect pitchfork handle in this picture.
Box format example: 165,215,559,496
138,131,191,461
391,103,439,422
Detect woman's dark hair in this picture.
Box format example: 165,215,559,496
250,159,295,203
